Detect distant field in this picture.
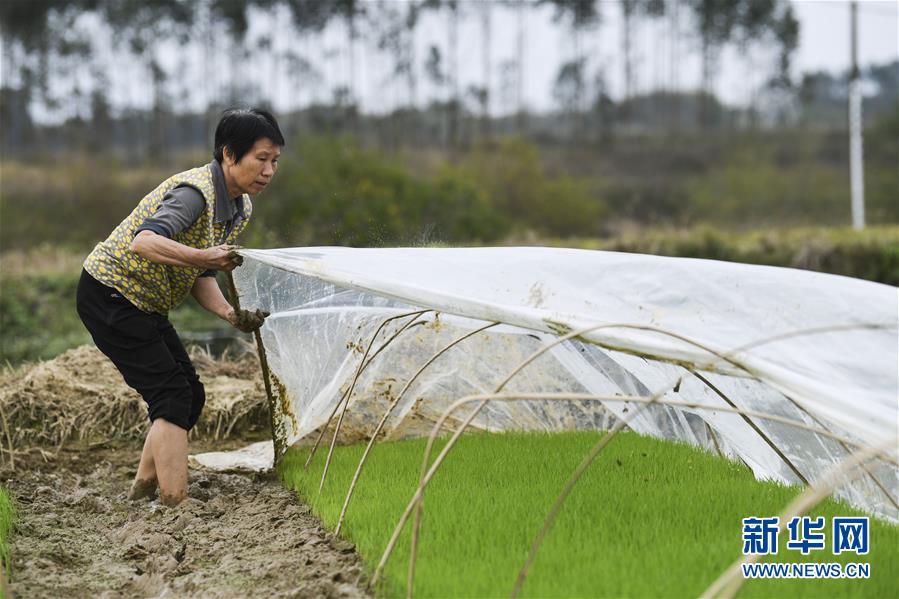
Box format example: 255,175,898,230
281,431,898,598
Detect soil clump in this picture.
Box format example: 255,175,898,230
4,444,369,598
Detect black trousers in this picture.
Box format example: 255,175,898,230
76,269,205,431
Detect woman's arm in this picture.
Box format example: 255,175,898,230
131,230,237,270
190,276,236,322
191,276,269,332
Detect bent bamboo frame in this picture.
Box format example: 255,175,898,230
320,310,431,491
304,309,429,470
335,321,499,535
369,391,893,592
397,319,810,592
700,437,898,598
400,319,899,590
689,370,810,485
509,395,661,599
268,303,891,595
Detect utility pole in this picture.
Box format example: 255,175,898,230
849,1,865,230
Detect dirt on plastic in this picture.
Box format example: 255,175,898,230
4,442,369,598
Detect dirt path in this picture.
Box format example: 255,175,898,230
4,444,369,598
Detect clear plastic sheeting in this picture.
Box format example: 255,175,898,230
228,246,898,520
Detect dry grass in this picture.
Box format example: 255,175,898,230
0,344,270,466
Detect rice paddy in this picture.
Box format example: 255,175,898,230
281,431,899,598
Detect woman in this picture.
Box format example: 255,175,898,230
76,108,284,505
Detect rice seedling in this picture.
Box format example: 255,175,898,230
280,431,899,598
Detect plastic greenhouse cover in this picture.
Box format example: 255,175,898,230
196,246,898,520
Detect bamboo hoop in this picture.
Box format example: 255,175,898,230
700,437,898,599
304,309,430,471
320,311,432,492
336,322,498,535
369,391,894,592
398,320,764,592
397,320,893,593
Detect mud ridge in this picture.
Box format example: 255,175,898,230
4,445,369,598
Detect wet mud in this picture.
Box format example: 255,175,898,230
4,445,369,598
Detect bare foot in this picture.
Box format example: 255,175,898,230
159,491,187,507
127,478,158,501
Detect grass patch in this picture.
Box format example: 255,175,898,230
0,486,14,578
280,431,898,598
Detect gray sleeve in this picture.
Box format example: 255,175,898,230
134,185,206,238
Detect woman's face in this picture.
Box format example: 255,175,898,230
223,137,281,196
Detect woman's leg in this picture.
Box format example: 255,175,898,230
77,270,197,505
128,432,158,500
149,418,189,505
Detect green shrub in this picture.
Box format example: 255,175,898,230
585,226,899,285
460,138,608,237
261,135,506,246
685,130,898,228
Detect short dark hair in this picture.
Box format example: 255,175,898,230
213,108,285,164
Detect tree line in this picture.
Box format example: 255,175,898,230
0,1,806,152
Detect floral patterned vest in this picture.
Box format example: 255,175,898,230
83,164,252,314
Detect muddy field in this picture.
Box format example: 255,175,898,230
4,443,369,598
1,347,370,598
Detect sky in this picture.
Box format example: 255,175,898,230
10,0,899,122
402,0,899,114
267,0,899,116
791,0,898,73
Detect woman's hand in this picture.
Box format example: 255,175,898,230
226,307,270,333
199,245,243,271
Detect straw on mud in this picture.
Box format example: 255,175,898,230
304,309,431,471
335,321,498,535
700,437,898,599
0,402,14,470
320,311,431,493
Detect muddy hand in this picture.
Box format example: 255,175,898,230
229,307,269,333
226,247,244,267
201,245,242,271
